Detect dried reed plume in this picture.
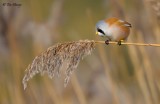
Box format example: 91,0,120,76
149,0,160,19
22,40,160,90
22,40,95,90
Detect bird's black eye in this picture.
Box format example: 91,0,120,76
97,28,105,35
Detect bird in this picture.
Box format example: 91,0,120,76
96,17,132,45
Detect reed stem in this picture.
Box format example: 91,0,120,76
95,41,160,47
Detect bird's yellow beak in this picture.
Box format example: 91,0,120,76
96,31,98,35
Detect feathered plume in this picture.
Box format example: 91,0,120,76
22,40,95,90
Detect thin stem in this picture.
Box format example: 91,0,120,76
95,41,160,47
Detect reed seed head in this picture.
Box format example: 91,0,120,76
22,40,95,90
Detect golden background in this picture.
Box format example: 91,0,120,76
0,0,160,104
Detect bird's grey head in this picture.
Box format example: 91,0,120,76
96,20,108,37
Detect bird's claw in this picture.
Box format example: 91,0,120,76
117,41,122,46
105,40,110,45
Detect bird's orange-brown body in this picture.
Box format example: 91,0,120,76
96,17,132,43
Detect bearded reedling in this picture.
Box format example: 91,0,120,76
96,17,132,45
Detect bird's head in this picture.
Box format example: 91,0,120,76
95,20,109,37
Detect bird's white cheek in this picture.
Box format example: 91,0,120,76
98,33,105,37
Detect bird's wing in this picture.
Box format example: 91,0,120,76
118,20,132,28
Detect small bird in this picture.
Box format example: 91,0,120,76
96,17,132,45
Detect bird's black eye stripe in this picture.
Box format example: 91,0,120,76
97,28,105,35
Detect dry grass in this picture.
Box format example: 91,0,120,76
22,40,95,90
22,40,160,90
148,0,160,19
1,0,160,104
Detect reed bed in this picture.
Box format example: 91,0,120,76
0,0,160,104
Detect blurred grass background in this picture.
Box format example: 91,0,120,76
0,0,160,104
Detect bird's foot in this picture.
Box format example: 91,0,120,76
117,41,122,46
105,40,110,45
